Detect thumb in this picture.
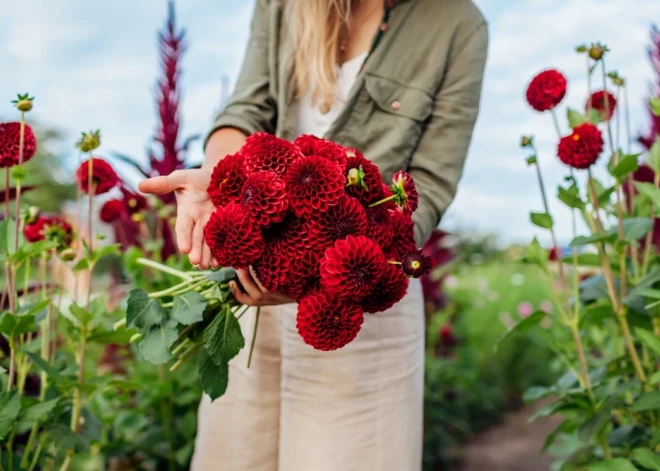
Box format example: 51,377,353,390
138,172,185,195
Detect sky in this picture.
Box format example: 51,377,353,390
1,0,660,245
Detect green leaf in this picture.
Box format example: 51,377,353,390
92,243,120,263
650,371,660,386
0,218,18,255
69,303,93,327
206,268,236,284
622,218,654,241
632,448,660,471
138,319,178,365
204,306,245,365
635,182,660,209
588,459,638,471
87,328,137,344
570,233,617,247
530,212,554,229
126,288,169,329
25,351,61,381
523,386,554,403
494,311,545,351
0,391,21,440
197,348,229,401
568,108,587,128
632,391,660,412
73,258,89,271
578,409,610,442
104,379,145,392
21,398,59,423
47,423,90,452
557,184,585,210
635,328,660,356
651,97,660,116
587,108,603,125
17,299,50,318
610,153,640,179
172,292,208,325
0,311,37,336
523,238,548,270
10,240,58,264
649,138,660,174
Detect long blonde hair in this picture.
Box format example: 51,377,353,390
287,0,353,111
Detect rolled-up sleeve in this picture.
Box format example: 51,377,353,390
204,0,277,146
409,20,489,246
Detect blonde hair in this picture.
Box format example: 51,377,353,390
286,0,353,111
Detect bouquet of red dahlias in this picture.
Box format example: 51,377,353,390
122,133,433,399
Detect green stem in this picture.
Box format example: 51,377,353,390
368,194,396,208
137,257,193,281
600,436,613,460
70,326,87,434
171,324,196,349
171,338,192,356
169,342,203,372
247,307,260,369
27,434,46,471
149,277,206,298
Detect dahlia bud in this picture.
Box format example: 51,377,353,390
24,206,40,225
520,136,533,148
11,93,34,112
526,155,537,166
11,165,26,183
607,72,624,87
346,167,368,190
76,130,101,153
59,248,77,262
575,44,587,53
588,43,608,61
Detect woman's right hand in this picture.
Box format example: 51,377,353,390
138,168,217,269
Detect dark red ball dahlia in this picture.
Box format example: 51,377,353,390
207,152,246,207
239,171,289,227
253,251,291,292
0,122,37,168
307,195,368,249
365,205,394,248
320,235,388,301
243,133,302,175
525,69,567,112
384,210,417,260
557,123,604,169
100,199,123,223
283,155,345,218
391,171,419,214
124,192,148,216
75,158,120,195
586,90,617,121
344,155,384,204
263,213,312,259
24,216,73,249
401,249,435,278
282,250,322,300
293,134,348,168
296,292,364,351
204,203,265,268
361,263,409,313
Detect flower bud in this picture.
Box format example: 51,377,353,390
346,168,361,186
588,43,608,61
11,165,26,183
11,94,34,112
526,155,537,166
520,136,533,148
59,248,77,262
24,206,40,225
575,44,587,53
76,130,101,153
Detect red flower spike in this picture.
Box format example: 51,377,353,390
361,263,409,313
344,155,383,204
239,171,289,227
243,133,302,175
100,199,124,223
282,250,322,300
307,195,368,249
23,216,73,250
283,155,345,218
207,152,246,207
253,251,291,292
75,158,120,195
0,122,37,168
204,203,265,268
320,235,388,301
526,69,568,112
384,210,417,260
390,171,419,214
557,123,604,169
401,250,435,278
586,90,617,121
365,205,394,248
263,214,312,259
294,134,348,168
296,292,364,351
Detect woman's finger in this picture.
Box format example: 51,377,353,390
175,213,194,254
211,258,220,269
138,171,185,195
188,221,204,265
236,268,264,301
230,282,256,306
248,266,268,293
200,240,212,270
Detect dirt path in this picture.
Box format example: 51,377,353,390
457,401,562,471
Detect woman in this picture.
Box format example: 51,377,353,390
140,0,488,469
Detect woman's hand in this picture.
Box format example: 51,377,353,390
138,168,217,269
230,268,295,307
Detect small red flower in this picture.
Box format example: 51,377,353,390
294,134,348,168
344,155,384,204
239,171,289,227
124,192,148,216
361,263,409,313
557,123,604,169
204,203,265,268
243,133,302,175
253,251,291,292
320,235,388,301
390,171,418,214
0,122,37,168
439,324,458,347
365,205,394,248
24,216,73,250
100,199,124,223
296,292,364,351
75,158,120,195
263,214,312,259
586,90,617,121
282,250,322,300
401,250,435,278
283,155,345,218
526,69,567,112
548,246,562,262
384,210,417,260
307,195,368,249
207,152,246,207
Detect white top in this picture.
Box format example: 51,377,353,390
295,52,368,138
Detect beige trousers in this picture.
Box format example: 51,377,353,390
191,279,424,471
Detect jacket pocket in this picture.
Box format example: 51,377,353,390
364,73,434,122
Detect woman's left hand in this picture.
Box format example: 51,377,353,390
230,267,296,307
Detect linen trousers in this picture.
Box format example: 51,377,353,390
191,279,424,471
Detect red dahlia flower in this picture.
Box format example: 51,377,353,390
207,152,246,207
100,199,124,223
344,155,383,204
320,235,388,301
296,292,364,351
263,214,312,259
294,134,348,168
123,191,148,216
307,195,368,249
401,249,435,278
361,263,409,313
239,171,289,226
586,90,617,121
557,123,604,169
525,69,567,112
282,250,322,300
384,210,417,260
253,251,291,292
390,171,419,214
24,216,73,250
75,158,120,195
204,203,265,268
283,155,345,218
243,133,302,175
365,205,394,248
0,122,37,168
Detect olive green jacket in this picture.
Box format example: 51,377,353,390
209,0,489,246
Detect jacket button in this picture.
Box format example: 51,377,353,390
391,100,401,110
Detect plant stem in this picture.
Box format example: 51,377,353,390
600,436,613,460
149,276,205,298
622,82,640,279
642,171,660,276
13,113,25,257
247,307,260,369
28,434,46,471
171,338,191,356
368,194,397,208
70,326,87,434
170,342,202,371
570,322,592,396
6,336,15,391
137,257,193,281
616,305,647,384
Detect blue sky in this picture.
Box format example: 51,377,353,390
1,0,660,244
